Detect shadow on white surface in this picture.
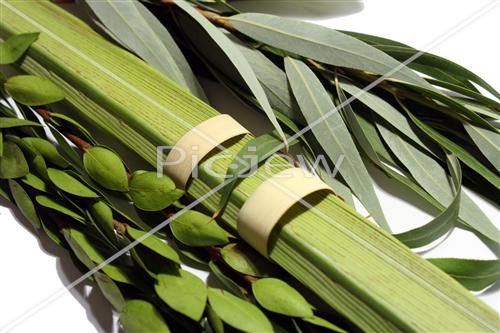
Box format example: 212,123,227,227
3,1,498,331
0,198,118,333
481,280,500,296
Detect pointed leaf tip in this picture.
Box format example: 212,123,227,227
208,288,273,333
83,146,129,192
4,75,64,106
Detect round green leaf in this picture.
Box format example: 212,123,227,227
207,288,273,333
0,183,10,202
170,210,231,247
4,75,65,106
89,201,116,242
129,171,180,211
208,261,246,299
65,228,104,264
62,228,94,269
155,270,207,321
0,117,42,129
9,179,40,229
120,300,170,333
252,278,313,318
22,137,69,168
64,228,133,284
206,305,225,333
100,265,135,285
95,271,126,312
220,243,276,277
83,146,128,192
10,136,50,180
30,154,48,180
36,195,85,222
21,173,48,192
0,32,39,65
0,141,29,179
127,226,180,264
47,168,99,198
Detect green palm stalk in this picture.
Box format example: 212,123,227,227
0,1,498,332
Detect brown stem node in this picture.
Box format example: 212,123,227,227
63,132,93,151
34,108,52,121
113,219,127,235
196,8,235,31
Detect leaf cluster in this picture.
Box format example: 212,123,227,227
0,64,346,333
108,0,500,250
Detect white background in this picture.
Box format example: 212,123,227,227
0,1,498,332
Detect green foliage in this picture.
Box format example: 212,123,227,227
1,3,500,332
9,179,40,228
170,210,231,247
155,270,207,321
120,300,170,333
126,226,180,264
220,243,277,277
0,141,28,179
47,168,99,198
252,278,313,317
208,288,273,332
0,32,38,64
4,75,65,106
129,171,182,211
83,146,129,191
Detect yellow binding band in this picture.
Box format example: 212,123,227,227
164,114,249,188
238,167,333,257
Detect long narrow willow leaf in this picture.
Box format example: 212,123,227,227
401,100,500,190
341,30,500,99
352,109,401,167
377,120,499,243
394,153,462,248
85,0,207,101
173,0,287,145
335,78,463,246
20,58,404,333
228,13,433,89
458,98,500,121
231,38,300,121
426,78,500,109
340,82,436,156
338,81,498,239
1,2,499,331
464,123,500,173
347,103,434,191
428,258,500,292
285,57,390,230
394,80,496,131
0,4,399,330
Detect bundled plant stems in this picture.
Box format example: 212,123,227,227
1,96,338,332
0,0,499,332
